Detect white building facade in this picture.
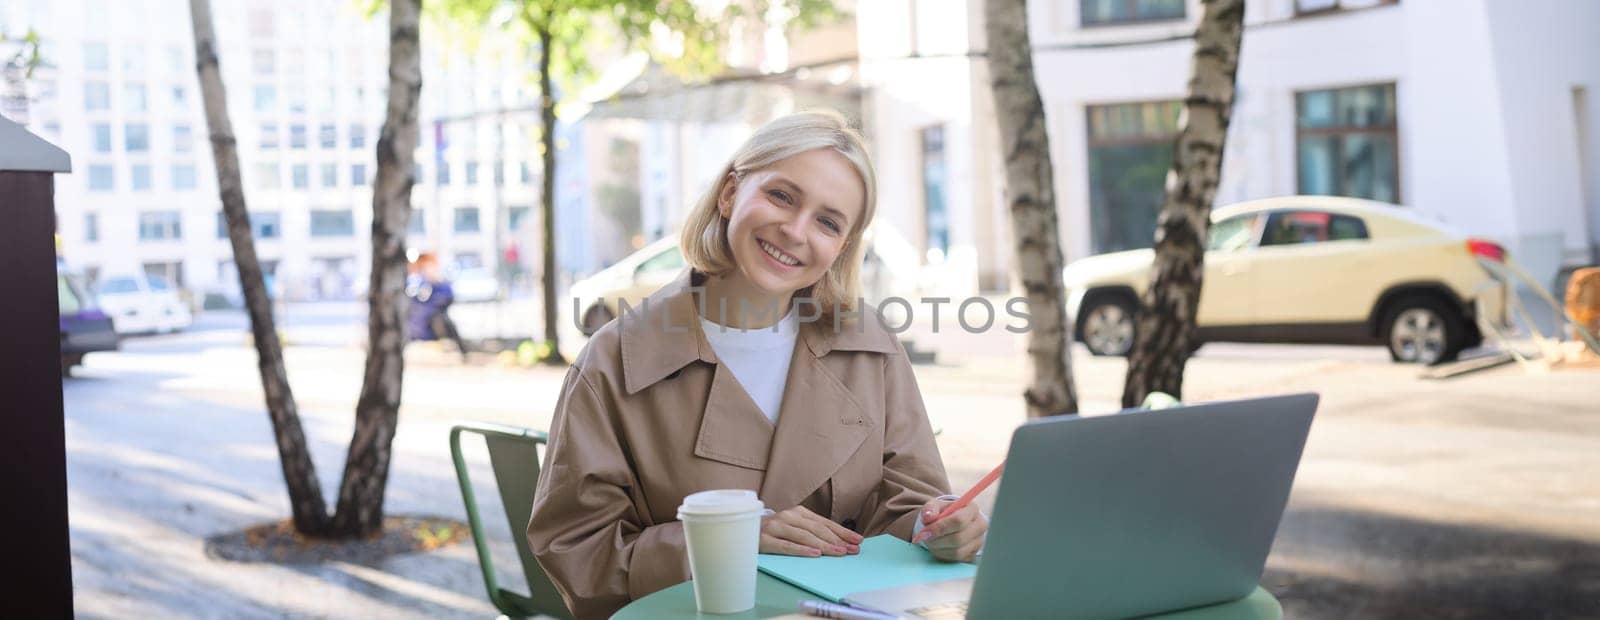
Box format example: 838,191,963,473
6,0,546,303
859,0,1600,295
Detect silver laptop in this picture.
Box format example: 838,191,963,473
845,393,1318,619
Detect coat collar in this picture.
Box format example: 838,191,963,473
619,268,897,396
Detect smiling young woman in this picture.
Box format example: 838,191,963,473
526,110,987,619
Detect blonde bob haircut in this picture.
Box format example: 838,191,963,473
679,109,877,324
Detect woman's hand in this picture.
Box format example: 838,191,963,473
911,498,987,563
759,505,863,557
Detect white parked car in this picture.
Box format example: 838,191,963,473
1062,197,1509,364
569,236,686,336
94,274,194,335
451,267,501,303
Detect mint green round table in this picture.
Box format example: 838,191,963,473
612,574,1282,619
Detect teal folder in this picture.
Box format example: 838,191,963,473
756,535,978,602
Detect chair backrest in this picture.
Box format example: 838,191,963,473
451,423,572,619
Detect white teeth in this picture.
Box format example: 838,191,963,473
759,240,800,266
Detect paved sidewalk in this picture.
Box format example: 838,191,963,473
65,310,1600,618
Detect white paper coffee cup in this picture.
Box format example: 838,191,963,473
677,489,765,614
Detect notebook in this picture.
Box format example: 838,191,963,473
756,535,978,602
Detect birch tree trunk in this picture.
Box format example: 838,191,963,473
984,0,1078,417
188,0,329,535
331,0,422,536
1122,0,1245,408
536,23,567,365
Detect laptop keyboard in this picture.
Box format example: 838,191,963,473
906,600,969,619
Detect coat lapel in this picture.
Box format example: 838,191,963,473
692,362,776,471
759,323,873,510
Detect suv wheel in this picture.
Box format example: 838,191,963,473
1383,296,1466,365
1080,296,1137,357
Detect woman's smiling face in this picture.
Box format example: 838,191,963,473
717,148,866,298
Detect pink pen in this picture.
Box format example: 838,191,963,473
915,461,1004,541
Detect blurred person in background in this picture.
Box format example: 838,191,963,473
406,252,468,361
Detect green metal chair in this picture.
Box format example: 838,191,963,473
450,422,572,619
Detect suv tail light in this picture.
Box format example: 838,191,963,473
1466,238,1506,262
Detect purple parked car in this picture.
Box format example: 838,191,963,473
58,269,118,376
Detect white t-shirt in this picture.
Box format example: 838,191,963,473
700,308,799,425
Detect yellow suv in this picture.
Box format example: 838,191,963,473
1063,197,1509,364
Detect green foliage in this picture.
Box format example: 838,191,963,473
515,339,554,366
428,0,845,98
1,28,45,78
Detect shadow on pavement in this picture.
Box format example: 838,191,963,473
1266,504,1600,619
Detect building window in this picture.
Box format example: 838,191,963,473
171,85,187,107
291,164,309,189
142,261,184,289
1296,83,1399,203
310,209,355,237
125,123,149,152
1081,0,1186,26
453,207,480,233
315,86,335,113
520,161,532,184
85,213,99,243
84,82,110,111
465,161,479,185
256,212,283,239
138,211,183,241
349,124,365,149
286,84,306,114
252,48,275,75
1085,100,1182,254
436,162,451,185
35,79,59,108
130,164,152,191
320,163,338,188
174,124,193,152
260,123,279,149
88,164,115,191
92,123,113,152
493,159,505,186
167,46,186,74
219,211,281,239
249,8,274,38
123,83,147,112
1296,0,1397,16
84,42,109,71
121,44,145,73
920,125,949,262
172,164,197,190
254,85,276,112
289,124,307,149
351,163,367,186
319,124,336,149
255,162,280,190
508,205,531,231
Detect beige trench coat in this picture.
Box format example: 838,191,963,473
527,269,951,619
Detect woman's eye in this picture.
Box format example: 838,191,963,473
820,218,841,233
767,189,792,205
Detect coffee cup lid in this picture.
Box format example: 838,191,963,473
677,489,764,518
